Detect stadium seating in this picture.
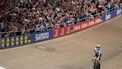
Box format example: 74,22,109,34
0,0,120,37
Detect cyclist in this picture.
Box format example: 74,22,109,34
93,45,102,61
92,45,102,69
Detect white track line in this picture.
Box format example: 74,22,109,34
0,66,6,69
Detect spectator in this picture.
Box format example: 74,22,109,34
0,0,120,36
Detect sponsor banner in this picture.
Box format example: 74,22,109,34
80,22,88,30
6,37,11,48
1,37,8,48
53,26,71,38
19,36,24,46
70,22,88,33
10,37,15,48
72,17,101,32
94,17,102,25
102,7,122,22
0,35,32,48
53,29,59,38
72,23,81,32
116,7,122,15
53,17,102,38
10,35,32,48
88,19,95,27
30,30,53,43
12,35,32,48
58,27,69,36
111,10,117,18
66,26,71,34
14,36,23,47
2,38,7,48
23,35,32,45
81,17,101,29
104,13,111,21
0,38,1,48
70,25,75,33
15,36,20,46
101,14,106,22
1,38,5,48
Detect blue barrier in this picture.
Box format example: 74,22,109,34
102,7,122,22
30,30,53,43
0,34,32,49
116,7,122,15
0,30,53,48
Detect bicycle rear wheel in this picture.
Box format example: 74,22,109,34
93,61,100,69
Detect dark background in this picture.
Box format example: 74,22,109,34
121,0,122,3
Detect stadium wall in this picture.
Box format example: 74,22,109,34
0,7,122,49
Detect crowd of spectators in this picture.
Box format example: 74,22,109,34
0,0,120,36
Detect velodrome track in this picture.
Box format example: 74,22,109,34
0,14,122,69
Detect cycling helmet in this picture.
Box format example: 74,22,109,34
96,45,100,48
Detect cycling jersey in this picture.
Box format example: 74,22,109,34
94,48,102,58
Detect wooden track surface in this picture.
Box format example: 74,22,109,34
0,14,122,69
